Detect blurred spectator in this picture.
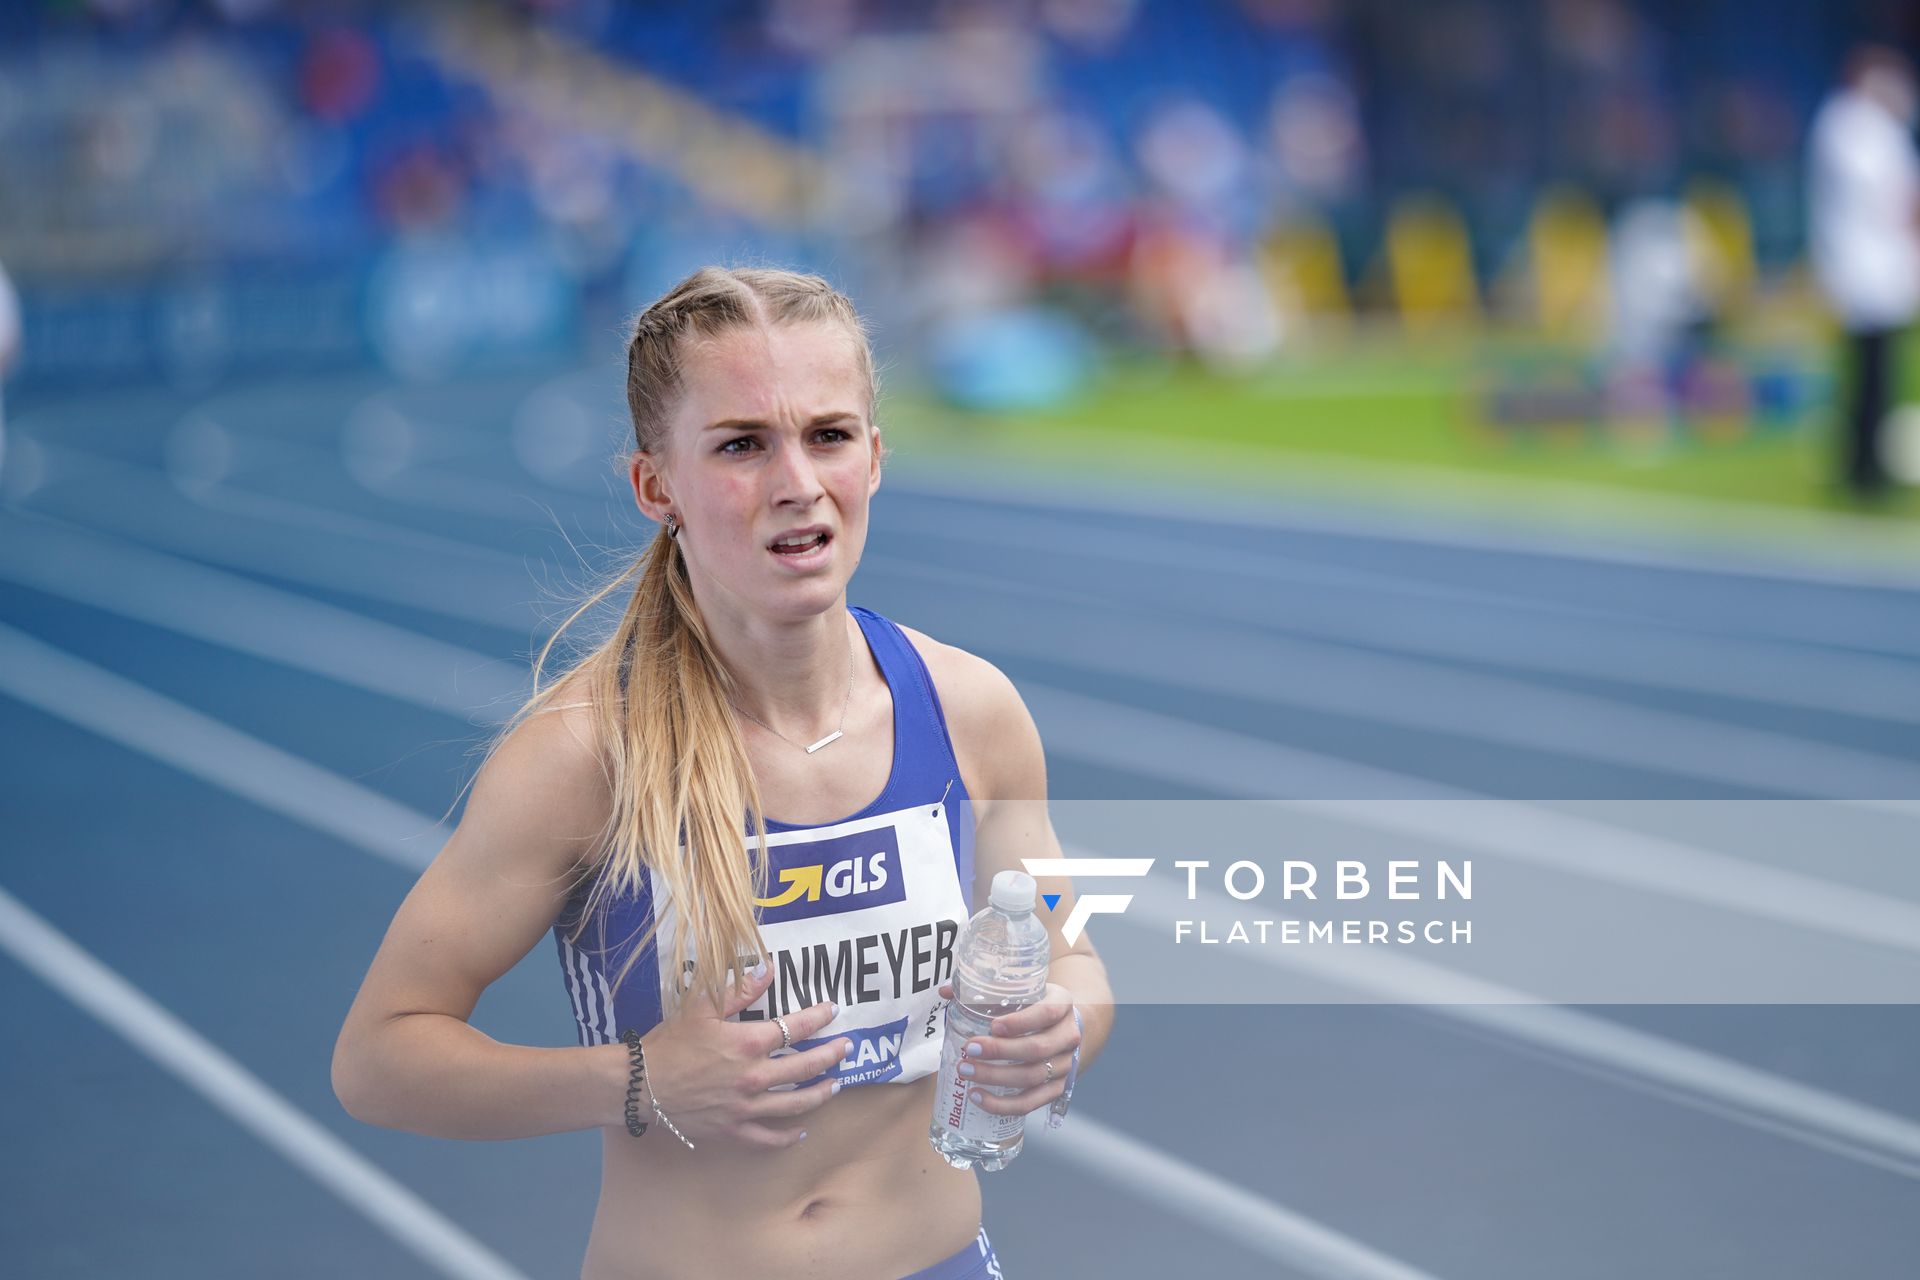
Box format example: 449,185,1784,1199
1604,197,1710,434
0,0,1912,403
0,255,16,475
1807,45,1920,498
1130,99,1283,365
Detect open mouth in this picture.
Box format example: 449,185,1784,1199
769,531,831,556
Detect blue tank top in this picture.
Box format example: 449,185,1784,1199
551,606,976,1092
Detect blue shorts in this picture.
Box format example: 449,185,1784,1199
899,1224,1001,1280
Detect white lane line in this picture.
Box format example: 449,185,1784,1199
0,623,442,873
1433,1008,1920,1182
341,381,625,518
0,887,528,1280
881,453,1920,593
13,443,546,632
0,633,1442,1280
885,578,1920,800
0,512,527,724
881,473,1920,659
868,508,1920,729
181,446,541,568
1025,1114,1444,1280
1103,874,1920,1179
1020,683,1920,957
873,500,1661,622
205,393,568,522
188,396,629,540
168,399,617,563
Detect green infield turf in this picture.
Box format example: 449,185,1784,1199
884,341,1920,524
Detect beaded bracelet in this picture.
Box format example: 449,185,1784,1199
1047,1005,1083,1130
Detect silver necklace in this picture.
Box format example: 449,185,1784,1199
729,632,854,754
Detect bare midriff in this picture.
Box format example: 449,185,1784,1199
580,1072,982,1280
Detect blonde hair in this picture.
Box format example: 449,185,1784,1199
493,265,879,1020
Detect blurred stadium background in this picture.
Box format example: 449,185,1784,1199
3,2,1919,1278
5,0,1920,514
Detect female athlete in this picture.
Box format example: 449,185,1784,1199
332,267,1113,1279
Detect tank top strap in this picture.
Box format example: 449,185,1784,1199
850,604,963,805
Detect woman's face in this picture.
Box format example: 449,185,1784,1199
630,320,881,626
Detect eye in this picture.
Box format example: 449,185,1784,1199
718,436,759,455
814,427,852,444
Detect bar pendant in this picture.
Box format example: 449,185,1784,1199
805,730,844,754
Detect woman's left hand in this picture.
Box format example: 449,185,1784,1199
937,981,1080,1115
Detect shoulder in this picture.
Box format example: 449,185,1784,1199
503,667,605,764
893,621,1024,729
892,620,1044,802
467,669,613,871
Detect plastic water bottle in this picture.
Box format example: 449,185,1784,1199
929,870,1051,1171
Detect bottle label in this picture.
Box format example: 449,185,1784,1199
935,1011,1025,1144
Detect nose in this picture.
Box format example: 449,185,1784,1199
770,437,825,508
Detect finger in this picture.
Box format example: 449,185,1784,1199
753,998,840,1055
690,960,771,1019
960,1029,1062,1065
735,1121,810,1149
799,997,843,1038
986,993,1072,1038
766,1035,853,1086
954,1055,1052,1089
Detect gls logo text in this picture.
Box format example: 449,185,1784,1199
756,827,907,924
1018,858,1154,944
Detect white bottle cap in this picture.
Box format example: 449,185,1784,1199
989,869,1037,913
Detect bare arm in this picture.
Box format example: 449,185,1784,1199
973,798,1116,1078
331,695,628,1140
898,627,1116,1096
962,658,1115,1078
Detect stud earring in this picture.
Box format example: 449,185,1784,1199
664,512,680,540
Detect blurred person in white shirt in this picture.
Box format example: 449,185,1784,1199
1605,197,1711,447
1808,45,1920,497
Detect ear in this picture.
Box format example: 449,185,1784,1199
629,450,673,523
867,425,884,498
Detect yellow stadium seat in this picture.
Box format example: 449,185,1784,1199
1527,186,1609,335
1683,178,1757,311
1385,194,1480,334
1256,213,1351,332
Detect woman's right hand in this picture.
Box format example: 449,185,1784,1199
636,961,849,1150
